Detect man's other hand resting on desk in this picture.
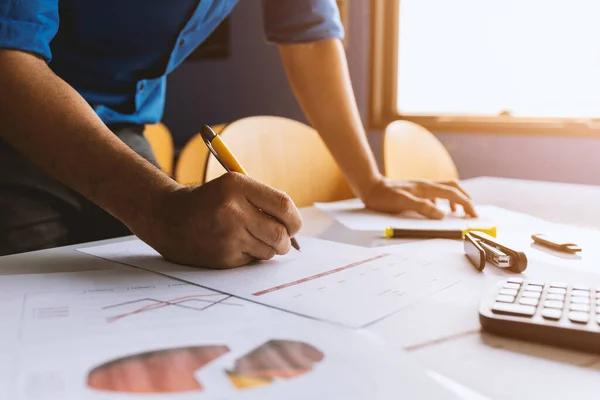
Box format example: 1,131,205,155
362,178,477,219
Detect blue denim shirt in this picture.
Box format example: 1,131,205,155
0,0,344,125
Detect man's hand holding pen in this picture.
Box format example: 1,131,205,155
134,173,302,269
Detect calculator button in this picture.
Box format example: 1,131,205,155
596,306,600,314
550,282,568,289
503,283,521,290
544,300,564,309
548,288,567,295
546,293,565,301
525,285,542,293
499,288,518,297
491,303,536,317
573,285,590,291
522,291,541,299
496,295,516,303
507,278,524,285
527,280,545,287
571,290,590,298
568,311,590,324
541,309,562,320
519,298,539,306
569,303,590,312
596,291,600,299
571,297,590,305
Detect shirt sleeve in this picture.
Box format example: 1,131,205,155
0,0,59,62
262,0,344,44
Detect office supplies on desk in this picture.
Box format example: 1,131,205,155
200,125,300,251
479,278,600,354
532,233,582,254
385,226,496,239
464,231,528,273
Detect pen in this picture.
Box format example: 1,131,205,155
200,125,301,251
384,226,497,239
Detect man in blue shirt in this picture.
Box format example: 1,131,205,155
0,0,476,267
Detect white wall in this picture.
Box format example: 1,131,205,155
436,133,600,185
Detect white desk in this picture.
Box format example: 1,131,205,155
2,177,600,399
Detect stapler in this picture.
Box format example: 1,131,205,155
464,231,528,273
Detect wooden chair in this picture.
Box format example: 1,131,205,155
203,116,354,207
174,124,226,186
383,120,459,181
144,123,174,176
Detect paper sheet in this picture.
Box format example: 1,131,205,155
78,236,479,328
0,274,458,400
314,199,499,231
413,333,600,400
428,371,491,400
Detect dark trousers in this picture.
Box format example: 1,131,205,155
0,124,159,256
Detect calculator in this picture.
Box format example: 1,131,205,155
479,278,600,353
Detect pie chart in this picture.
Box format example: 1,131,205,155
87,340,324,394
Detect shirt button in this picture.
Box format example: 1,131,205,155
178,38,185,47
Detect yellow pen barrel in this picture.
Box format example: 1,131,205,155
211,135,248,175
463,226,497,238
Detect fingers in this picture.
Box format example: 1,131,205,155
450,202,457,213
392,190,445,219
242,233,278,261
418,183,478,217
218,252,256,269
239,174,302,237
440,180,472,199
244,204,291,255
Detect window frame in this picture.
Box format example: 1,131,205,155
369,0,600,136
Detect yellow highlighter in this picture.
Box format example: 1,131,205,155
200,125,300,251
384,226,497,240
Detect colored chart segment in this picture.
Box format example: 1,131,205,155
87,340,323,394
88,346,230,393
227,340,324,389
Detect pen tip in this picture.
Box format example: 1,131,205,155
291,238,301,252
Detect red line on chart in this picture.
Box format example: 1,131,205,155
252,254,391,297
106,295,241,323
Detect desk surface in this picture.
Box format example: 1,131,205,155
2,177,600,399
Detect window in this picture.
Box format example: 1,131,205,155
370,0,600,134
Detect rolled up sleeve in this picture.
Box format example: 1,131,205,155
262,0,344,44
0,0,59,62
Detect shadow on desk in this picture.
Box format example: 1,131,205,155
480,333,600,370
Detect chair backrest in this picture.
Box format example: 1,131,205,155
144,123,174,176
174,124,226,186
204,116,354,207
383,120,459,181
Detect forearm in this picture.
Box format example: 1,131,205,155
278,39,381,197
0,49,180,228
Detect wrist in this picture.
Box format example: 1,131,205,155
110,172,183,236
354,170,384,201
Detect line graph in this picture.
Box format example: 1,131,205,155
104,294,242,323
252,253,391,296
